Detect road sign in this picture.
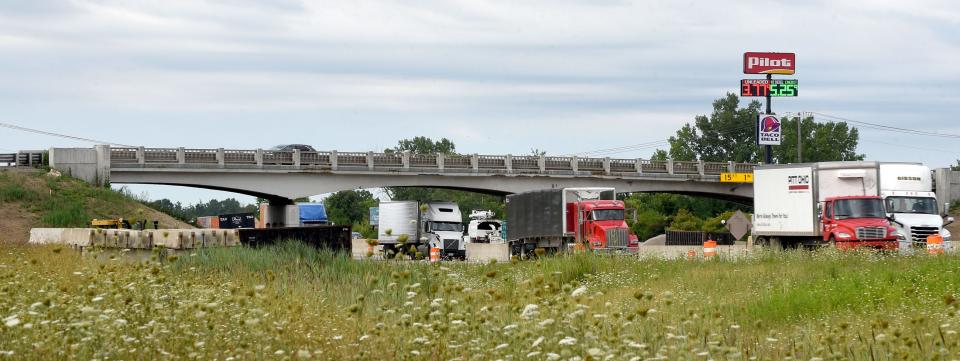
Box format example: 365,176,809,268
741,79,798,97
369,207,379,226
725,210,752,241
720,173,754,183
757,114,782,145
743,52,796,74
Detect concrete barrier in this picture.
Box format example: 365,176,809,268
29,228,66,245
62,228,96,247
351,239,383,260
637,244,752,259
466,243,510,263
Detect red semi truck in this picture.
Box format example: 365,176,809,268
506,187,639,255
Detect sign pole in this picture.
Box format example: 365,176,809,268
764,73,773,164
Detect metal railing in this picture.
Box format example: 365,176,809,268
108,147,759,177
1,151,45,167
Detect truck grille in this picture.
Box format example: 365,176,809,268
443,239,459,250
855,227,887,240
605,228,629,248
910,226,940,244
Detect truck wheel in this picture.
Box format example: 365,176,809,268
769,237,783,250
828,236,837,249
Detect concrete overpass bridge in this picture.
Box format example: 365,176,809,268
48,146,758,206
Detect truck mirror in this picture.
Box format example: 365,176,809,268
946,216,955,227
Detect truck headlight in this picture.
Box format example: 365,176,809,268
837,232,852,239
942,229,952,241
896,233,907,241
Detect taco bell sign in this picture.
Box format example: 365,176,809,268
744,52,796,75
757,114,782,145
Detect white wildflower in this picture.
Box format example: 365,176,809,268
274,350,285,355
359,335,370,342
503,324,518,331
546,353,561,361
766,337,778,343
494,343,508,351
532,336,545,348
558,337,577,346
539,319,555,327
521,304,539,319
406,292,417,299
254,285,266,291
297,350,311,359
4,317,20,328
526,352,541,358
588,349,603,357
91,296,104,303
571,286,588,297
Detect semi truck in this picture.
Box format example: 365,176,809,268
506,187,639,255
377,201,465,259
879,163,953,251
753,162,898,249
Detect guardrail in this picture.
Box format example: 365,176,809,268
109,147,759,177
0,151,45,167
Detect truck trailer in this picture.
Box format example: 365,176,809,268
377,201,465,259
753,162,898,249
506,188,638,255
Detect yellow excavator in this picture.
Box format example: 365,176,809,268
91,218,129,229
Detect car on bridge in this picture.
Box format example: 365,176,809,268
271,144,316,152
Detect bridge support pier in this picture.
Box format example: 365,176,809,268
262,198,298,228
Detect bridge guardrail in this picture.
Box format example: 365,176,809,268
108,147,758,177
1,151,45,167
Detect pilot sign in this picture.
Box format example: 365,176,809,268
757,114,782,145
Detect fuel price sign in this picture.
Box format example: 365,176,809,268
741,79,798,97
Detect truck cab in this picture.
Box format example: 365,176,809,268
566,200,640,252
879,163,953,251
420,202,466,259
820,196,898,250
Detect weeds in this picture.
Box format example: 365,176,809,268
0,243,958,359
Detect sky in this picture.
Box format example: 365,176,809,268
1,0,959,204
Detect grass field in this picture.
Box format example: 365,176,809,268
0,243,958,360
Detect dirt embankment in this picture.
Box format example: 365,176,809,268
0,168,193,244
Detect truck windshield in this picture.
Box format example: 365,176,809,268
430,222,463,232
885,196,938,215
833,199,886,220
592,209,625,221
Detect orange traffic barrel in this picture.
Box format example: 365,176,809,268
703,239,717,258
430,248,441,262
686,249,696,259
927,234,944,255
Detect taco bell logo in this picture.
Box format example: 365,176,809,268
757,114,781,145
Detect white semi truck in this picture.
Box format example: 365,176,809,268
377,201,465,259
879,163,953,251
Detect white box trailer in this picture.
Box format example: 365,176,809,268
754,162,896,248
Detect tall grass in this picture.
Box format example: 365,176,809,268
0,243,957,360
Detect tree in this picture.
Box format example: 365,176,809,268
323,189,377,226
667,209,703,231
385,136,456,154
661,93,863,163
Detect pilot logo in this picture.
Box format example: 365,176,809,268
757,114,781,145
